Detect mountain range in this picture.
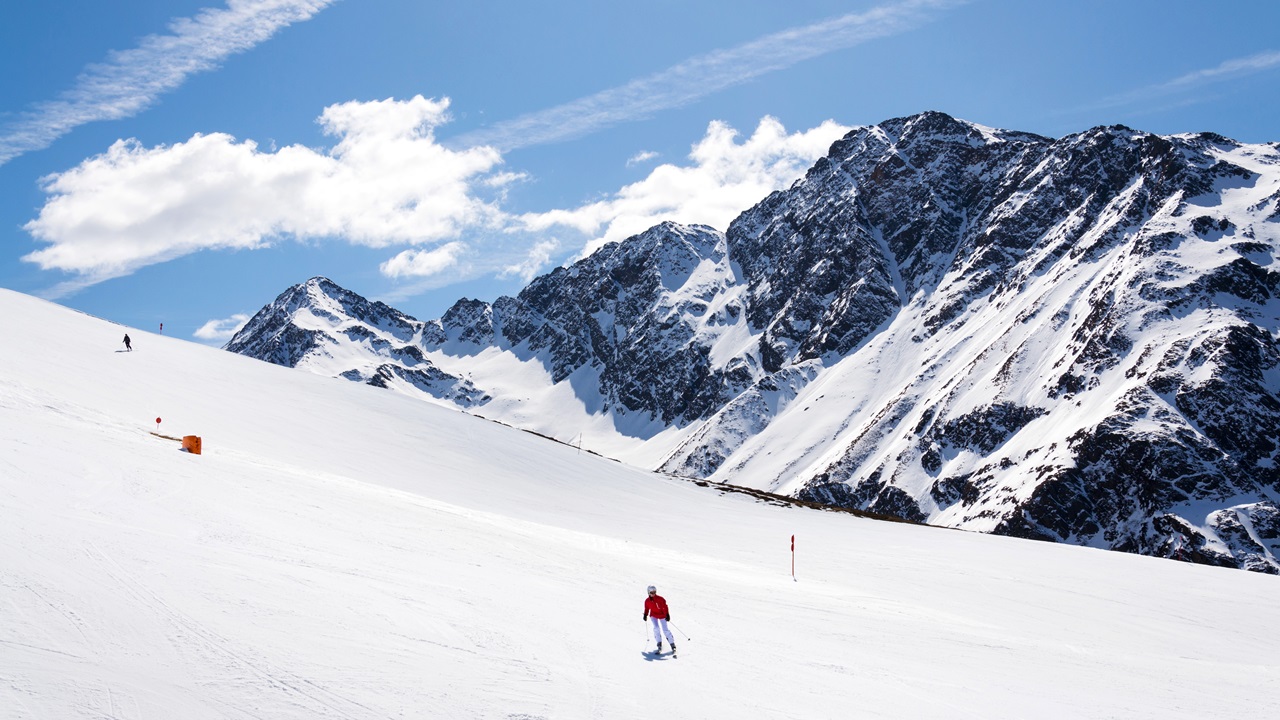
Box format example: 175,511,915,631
227,111,1280,573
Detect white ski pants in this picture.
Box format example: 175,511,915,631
650,617,674,645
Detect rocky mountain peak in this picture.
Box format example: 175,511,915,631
227,112,1280,573
225,276,427,366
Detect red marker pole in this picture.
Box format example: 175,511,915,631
156,417,162,432
791,534,796,581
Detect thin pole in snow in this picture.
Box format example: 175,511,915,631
791,534,796,582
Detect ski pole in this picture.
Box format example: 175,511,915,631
669,622,691,641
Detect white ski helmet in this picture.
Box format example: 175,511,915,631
646,585,656,593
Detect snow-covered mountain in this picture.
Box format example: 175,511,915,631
228,111,1280,573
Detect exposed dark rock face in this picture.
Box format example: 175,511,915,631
483,222,749,423
227,112,1280,573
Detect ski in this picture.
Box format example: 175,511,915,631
642,647,677,660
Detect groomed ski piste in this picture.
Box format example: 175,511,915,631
2,287,1277,719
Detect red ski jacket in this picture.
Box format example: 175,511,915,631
644,594,670,620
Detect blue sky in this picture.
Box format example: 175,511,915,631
2,0,1278,343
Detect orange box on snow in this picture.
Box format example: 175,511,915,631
181,435,202,455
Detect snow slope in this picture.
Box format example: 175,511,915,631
2,287,1278,719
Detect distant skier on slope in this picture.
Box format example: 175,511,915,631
123,334,132,351
643,585,676,654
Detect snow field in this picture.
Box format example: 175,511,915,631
1,288,1278,719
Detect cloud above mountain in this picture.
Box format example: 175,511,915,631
521,117,850,257
0,0,338,166
23,96,504,290
16,0,967,297
193,313,251,342
1065,48,1280,118
449,0,961,153
23,95,848,295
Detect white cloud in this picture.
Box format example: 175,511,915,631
23,95,504,289
376,111,847,287
0,0,338,166
499,239,560,283
1069,49,1280,117
17,0,958,299
22,92,848,300
484,171,529,188
1159,50,1280,92
379,241,468,279
523,117,850,256
193,313,250,342
451,0,962,152
627,151,660,167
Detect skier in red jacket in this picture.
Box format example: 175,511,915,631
643,585,676,653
